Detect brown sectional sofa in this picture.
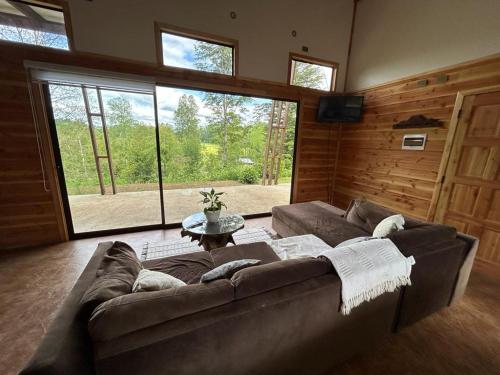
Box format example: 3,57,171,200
21,199,478,375
272,199,479,328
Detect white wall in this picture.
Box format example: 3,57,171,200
67,0,353,91
347,0,500,91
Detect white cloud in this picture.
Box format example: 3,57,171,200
161,33,197,70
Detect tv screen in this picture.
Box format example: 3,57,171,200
317,96,364,123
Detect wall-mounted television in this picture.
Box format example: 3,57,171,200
317,95,364,123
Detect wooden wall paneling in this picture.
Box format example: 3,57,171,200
293,94,337,203
0,64,63,249
334,54,500,223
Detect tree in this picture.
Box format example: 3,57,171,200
193,43,250,165
107,96,136,126
292,62,331,90
192,43,233,75
49,85,87,123
0,25,68,49
174,94,201,172
174,95,199,135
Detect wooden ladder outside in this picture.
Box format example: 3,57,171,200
262,100,289,185
82,86,117,195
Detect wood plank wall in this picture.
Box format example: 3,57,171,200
294,95,338,203
0,57,65,248
0,42,334,250
332,54,500,222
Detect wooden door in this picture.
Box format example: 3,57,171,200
435,90,500,264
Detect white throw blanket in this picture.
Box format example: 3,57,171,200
267,234,332,259
320,238,415,315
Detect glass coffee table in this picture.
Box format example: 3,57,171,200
181,212,245,251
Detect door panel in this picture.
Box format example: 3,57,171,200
436,91,500,264
456,146,489,177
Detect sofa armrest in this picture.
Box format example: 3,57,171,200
395,238,468,330
20,242,114,375
450,232,479,305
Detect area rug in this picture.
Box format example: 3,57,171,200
141,227,275,261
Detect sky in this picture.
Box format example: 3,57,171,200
161,33,199,71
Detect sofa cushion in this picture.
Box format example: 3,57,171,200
200,259,261,283
273,203,369,247
388,223,457,257
80,241,142,310
88,279,234,341
372,214,405,237
312,215,370,247
143,251,214,284
210,242,280,266
273,202,346,234
345,199,422,233
132,269,186,292
231,258,332,300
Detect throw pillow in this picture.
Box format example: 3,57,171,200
200,259,261,283
372,214,405,238
335,236,374,248
132,269,186,292
80,241,142,310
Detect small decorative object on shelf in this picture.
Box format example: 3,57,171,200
200,188,227,223
393,114,444,129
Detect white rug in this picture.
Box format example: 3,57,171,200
141,227,274,260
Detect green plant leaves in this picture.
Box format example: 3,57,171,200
199,188,227,211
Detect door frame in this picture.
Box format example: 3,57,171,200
428,84,500,222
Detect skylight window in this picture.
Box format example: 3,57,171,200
289,54,338,92
0,0,70,50
157,24,237,76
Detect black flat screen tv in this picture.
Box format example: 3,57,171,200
317,95,364,123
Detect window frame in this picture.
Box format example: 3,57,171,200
287,53,338,92
0,0,74,51
154,22,239,77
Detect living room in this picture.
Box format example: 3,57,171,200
1,0,499,374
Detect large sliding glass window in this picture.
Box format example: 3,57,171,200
156,86,297,224
47,83,162,234
40,69,298,236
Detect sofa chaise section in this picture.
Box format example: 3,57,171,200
272,199,478,331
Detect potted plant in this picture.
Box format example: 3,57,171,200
200,188,227,223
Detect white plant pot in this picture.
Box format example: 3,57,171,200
205,210,221,223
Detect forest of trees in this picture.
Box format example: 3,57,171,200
52,42,326,195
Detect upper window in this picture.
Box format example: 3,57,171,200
0,0,70,50
156,23,237,76
289,53,338,92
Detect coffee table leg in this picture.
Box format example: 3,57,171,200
200,234,233,251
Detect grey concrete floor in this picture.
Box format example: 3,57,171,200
68,183,291,233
